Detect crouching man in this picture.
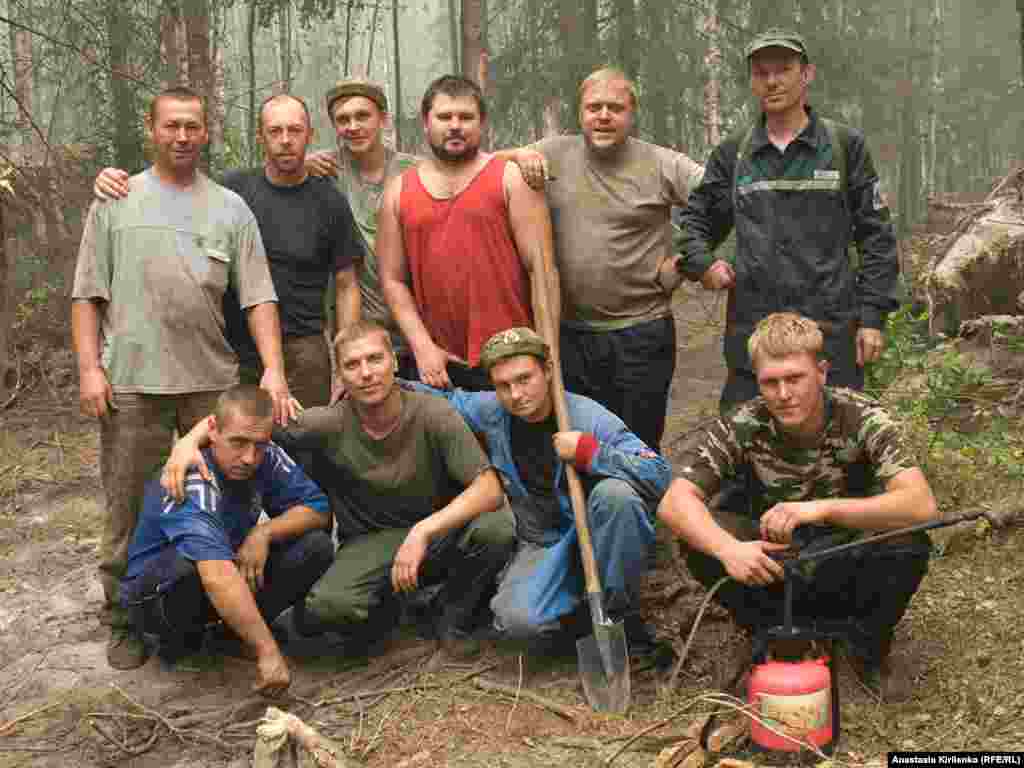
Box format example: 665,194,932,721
658,312,938,699
121,386,334,695
416,327,672,652
164,321,514,659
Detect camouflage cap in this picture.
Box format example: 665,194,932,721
325,78,388,117
479,327,549,371
745,28,808,60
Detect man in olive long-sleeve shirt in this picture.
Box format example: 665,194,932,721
677,28,899,413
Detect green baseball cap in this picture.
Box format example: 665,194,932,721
325,78,388,117
479,327,549,371
745,28,808,60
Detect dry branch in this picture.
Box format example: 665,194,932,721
472,677,578,723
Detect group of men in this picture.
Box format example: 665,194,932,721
73,26,938,701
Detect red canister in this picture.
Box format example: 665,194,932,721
748,656,833,752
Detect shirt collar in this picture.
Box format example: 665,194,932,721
750,104,823,154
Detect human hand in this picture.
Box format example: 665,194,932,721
78,367,116,420
414,342,459,390
391,525,429,593
759,500,829,544
856,327,884,366
718,539,789,586
237,526,272,593
657,256,684,295
700,259,736,291
94,168,130,201
329,376,348,405
511,148,550,190
552,431,584,463
259,367,294,426
161,436,210,502
306,151,340,178
253,647,291,697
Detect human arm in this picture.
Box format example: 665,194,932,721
759,467,937,544
246,302,293,425
391,467,503,592
71,299,116,419
334,266,360,333
552,423,671,504
504,161,561,351
848,132,899,360
676,141,739,287
493,146,549,190
93,167,131,200
377,174,460,388
658,478,787,586
195,559,290,695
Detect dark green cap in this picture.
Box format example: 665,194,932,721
745,28,808,60
325,78,388,117
479,327,549,371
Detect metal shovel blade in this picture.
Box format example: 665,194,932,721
576,617,631,713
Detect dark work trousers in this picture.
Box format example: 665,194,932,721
686,520,931,665
560,315,676,452
125,531,334,650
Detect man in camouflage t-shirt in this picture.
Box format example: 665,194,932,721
658,313,938,699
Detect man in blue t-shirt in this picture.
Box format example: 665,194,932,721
120,385,333,695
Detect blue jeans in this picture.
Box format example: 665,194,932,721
491,478,656,639
560,316,676,452
124,531,334,645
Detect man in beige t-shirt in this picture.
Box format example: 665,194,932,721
71,86,288,670
506,68,704,452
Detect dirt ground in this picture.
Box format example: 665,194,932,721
2,286,1023,767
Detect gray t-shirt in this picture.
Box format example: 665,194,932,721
532,135,704,329
72,169,277,394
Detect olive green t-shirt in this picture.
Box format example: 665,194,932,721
531,135,704,330
278,390,491,537
72,169,276,394
332,147,418,349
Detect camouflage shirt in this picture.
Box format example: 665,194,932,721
677,387,916,520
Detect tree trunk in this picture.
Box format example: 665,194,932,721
160,1,189,88
461,0,484,84
247,1,257,165
392,0,403,150
106,0,143,171
616,0,635,77
10,11,34,147
1019,0,1024,85
899,0,921,232
367,0,382,75
344,0,354,75
926,0,942,199
702,0,722,149
278,1,292,92
209,8,226,171
447,0,460,74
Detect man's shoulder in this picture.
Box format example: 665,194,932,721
532,134,583,158
828,387,900,436
724,398,773,438
203,173,258,223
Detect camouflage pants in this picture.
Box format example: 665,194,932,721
239,334,331,408
98,391,221,615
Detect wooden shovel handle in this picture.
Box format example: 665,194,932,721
531,253,604,596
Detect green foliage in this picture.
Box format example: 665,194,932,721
871,304,1024,509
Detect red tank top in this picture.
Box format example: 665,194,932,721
399,157,532,367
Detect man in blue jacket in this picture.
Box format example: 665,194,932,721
416,327,671,649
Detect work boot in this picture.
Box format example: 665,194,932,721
107,623,152,670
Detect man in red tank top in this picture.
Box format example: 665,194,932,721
378,75,559,390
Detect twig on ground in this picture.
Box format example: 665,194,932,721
473,677,577,723
504,653,524,733
0,700,63,736
88,716,161,757
0,651,49,712
314,661,497,707
1,356,22,411
110,682,237,753
668,576,728,690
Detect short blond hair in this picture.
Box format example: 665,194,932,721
747,312,824,368
579,67,638,109
333,320,393,358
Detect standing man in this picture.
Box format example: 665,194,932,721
94,94,363,408
312,78,420,377
72,86,288,669
677,29,900,414
377,75,559,392
414,328,671,651
163,321,516,658
505,67,705,452
658,313,937,698
121,386,333,692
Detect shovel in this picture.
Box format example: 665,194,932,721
532,253,630,713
